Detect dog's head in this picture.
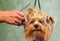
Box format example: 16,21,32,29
24,8,55,41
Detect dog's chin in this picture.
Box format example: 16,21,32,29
31,30,45,41
32,36,44,41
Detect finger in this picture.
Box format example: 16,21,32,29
18,16,25,25
16,11,24,17
15,16,25,25
13,17,22,26
15,15,25,21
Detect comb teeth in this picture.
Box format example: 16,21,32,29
20,3,30,11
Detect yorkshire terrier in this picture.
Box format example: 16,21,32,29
24,8,55,41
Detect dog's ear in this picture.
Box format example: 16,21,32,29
45,15,55,26
25,13,30,23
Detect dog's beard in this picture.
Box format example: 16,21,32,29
25,29,46,41
32,31,45,41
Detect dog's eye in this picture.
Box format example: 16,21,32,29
39,20,44,24
30,21,35,24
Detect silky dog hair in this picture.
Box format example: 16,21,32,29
24,8,55,41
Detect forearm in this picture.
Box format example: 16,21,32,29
0,11,4,22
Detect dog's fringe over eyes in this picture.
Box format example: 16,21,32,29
24,8,55,41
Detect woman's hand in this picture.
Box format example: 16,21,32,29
0,10,25,26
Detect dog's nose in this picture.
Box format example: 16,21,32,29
34,24,39,29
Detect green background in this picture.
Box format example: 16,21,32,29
0,0,60,41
